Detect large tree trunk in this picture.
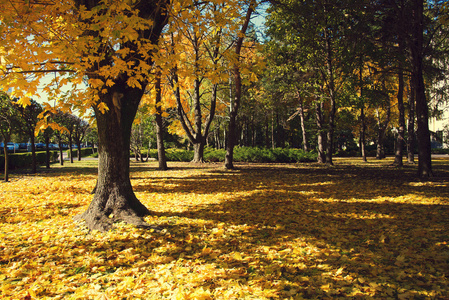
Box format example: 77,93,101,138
193,142,205,163
72,0,169,231
411,0,432,177
74,89,154,232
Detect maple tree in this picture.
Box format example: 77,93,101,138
164,13,222,163
0,0,169,231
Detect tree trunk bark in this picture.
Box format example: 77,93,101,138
3,145,9,182
407,84,416,163
358,64,367,162
225,2,254,170
74,89,155,232
324,28,336,166
411,0,432,177
376,127,385,159
58,140,64,165
316,101,326,163
360,105,367,162
394,66,405,167
71,0,168,231
77,142,82,161
30,135,36,173
271,112,275,149
45,135,51,169
68,133,74,164
297,95,309,152
193,142,205,163
155,71,167,170
376,82,391,160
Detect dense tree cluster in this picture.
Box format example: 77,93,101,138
257,0,448,177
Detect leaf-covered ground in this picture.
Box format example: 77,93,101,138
1,158,449,299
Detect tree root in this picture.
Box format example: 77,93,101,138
73,209,163,233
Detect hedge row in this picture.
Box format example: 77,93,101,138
0,151,59,171
69,148,97,158
140,147,317,163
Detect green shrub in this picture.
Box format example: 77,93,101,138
0,151,59,171
431,148,449,155
233,147,316,163
204,148,226,162
69,148,97,158
165,148,194,161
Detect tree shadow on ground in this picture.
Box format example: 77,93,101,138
3,160,449,298
133,161,449,298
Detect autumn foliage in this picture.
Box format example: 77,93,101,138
1,158,449,299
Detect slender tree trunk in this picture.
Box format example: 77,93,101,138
45,135,51,169
394,67,405,167
30,135,36,173
376,106,390,160
225,98,238,169
316,101,326,163
68,133,74,164
411,0,432,177
265,116,269,148
376,81,391,160
324,27,336,165
271,112,275,149
225,2,254,169
77,142,82,161
359,64,367,162
297,94,309,152
58,138,64,166
155,70,167,170
407,84,416,163
3,145,9,182
360,105,367,162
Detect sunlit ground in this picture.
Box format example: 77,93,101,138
1,157,448,299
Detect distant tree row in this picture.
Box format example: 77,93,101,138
0,92,92,181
